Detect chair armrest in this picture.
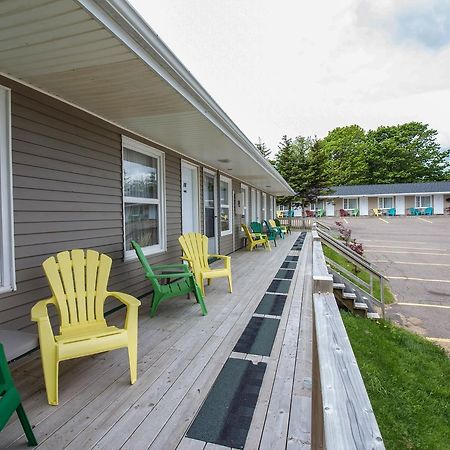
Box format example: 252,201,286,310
209,254,230,260
149,273,193,279
108,292,141,307
31,298,56,322
152,264,189,271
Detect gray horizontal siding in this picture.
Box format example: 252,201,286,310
0,76,182,331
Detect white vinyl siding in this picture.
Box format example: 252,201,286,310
122,136,166,259
0,85,15,293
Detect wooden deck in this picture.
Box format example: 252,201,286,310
3,231,312,450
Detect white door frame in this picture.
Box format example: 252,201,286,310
181,160,200,233
203,168,219,253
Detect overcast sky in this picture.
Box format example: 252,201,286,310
129,0,450,155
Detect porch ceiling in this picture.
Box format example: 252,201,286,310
0,0,294,196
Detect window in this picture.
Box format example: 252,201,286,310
122,137,165,258
0,86,14,293
251,188,256,222
415,195,431,208
269,195,274,219
241,184,249,224
262,192,267,220
378,197,393,209
343,198,358,210
220,176,232,235
256,190,261,220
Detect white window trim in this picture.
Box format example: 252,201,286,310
256,190,261,221
181,160,200,233
241,183,249,225
378,196,394,210
415,195,432,208
0,86,15,294
262,192,267,221
220,175,233,236
122,136,166,260
343,197,358,210
251,188,256,222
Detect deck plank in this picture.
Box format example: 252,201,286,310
4,232,313,450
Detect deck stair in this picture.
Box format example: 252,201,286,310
331,270,380,319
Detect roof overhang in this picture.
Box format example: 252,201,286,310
319,191,450,199
0,0,294,196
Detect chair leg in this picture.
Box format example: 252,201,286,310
193,281,207,315
200,274,206,296
227,274,233,293
41,349,59,406
127,338,138,385
150,292,162,317
16,404,37,446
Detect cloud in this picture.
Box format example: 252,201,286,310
357,0,450,49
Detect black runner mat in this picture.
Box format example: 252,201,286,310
255,293,287,316
186,358,266,449
233,317,280,356
267,278,291,294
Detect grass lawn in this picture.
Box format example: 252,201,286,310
322,244,395,304
342,312,450,450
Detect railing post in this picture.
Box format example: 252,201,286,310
380,275,385,317
370,273,373,296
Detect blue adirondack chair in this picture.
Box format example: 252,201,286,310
387,208,396,216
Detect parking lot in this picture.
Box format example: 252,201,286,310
320,215,450,352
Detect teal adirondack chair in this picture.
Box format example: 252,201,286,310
409,207,420,216
424,207,433,215
387,208,396,216
131,241,207,317
265,220,284,239
251,221,277,247
0,344,37,446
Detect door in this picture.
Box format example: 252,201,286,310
433,194,443,214
203,170,218,253
326,200,335,217
396,195,406,215
181,162,199,234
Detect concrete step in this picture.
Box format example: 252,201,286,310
333,283,345,290
354,302,369,310
367,312,381,320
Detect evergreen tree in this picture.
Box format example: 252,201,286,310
255,137,272,159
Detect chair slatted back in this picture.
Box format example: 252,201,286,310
250,222,263,234
42,249,111,332
131,240,156,279
241,224,254,242
268,219,278,228
178,233,210,274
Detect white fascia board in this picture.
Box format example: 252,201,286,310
319,190,450,199
75,0,293,195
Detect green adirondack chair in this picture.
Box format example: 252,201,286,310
274,218,290,235
131,240,207,317
0,344,37,446
316,208,325,217
251,221,277,247
266,220,284,239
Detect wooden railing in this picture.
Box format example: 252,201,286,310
311,230,385,449
317,227,387,316
279,217,313,229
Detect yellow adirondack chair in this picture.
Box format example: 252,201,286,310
31,250,141,405
241,224,271,252
178,233,232,296
372,208,382,217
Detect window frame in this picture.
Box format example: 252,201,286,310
378,196,394,210
262,192,267,220
269,195,274,219
0,85,15,294
251,188,256,222
220,175,233,236
122,136,166,260
343,197,358,210
241,183,249,225
415,195,432,208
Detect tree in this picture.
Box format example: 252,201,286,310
255,137,272,159
365,122,450,184
320,125,368,186
273,135,331,214
321,122,450,185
